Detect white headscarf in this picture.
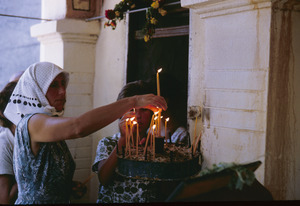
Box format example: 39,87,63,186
4,62,69,126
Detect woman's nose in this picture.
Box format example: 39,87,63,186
58,86,66,95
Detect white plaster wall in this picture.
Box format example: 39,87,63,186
41,0,67,20
186,1,272,184
90,0,128,202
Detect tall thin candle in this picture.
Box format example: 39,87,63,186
165,117,169,141
143,115,154,155
130,117,135,146
154,116,158,137
152,125,156,159
158,111,161,137
156,68,162,96
193,133,202,154
133,121,138,156
125,118,129,153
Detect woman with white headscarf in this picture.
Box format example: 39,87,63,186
3,62,167,204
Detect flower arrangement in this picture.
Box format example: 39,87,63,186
104,0,168,42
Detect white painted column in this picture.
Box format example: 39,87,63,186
31,19,99,203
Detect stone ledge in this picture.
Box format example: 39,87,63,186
30,19,99,43
181,0,272,18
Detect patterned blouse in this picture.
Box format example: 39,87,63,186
14,114,75,204
92,133,159,203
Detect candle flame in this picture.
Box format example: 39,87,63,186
157,68,162,73
153,125,156,129
130,117,135,121
161,116,163,119
154,111,159,115
154,116,158,121
133,121,137,125
166,117,169,122
126,118,129,122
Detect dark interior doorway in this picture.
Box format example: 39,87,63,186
127,0,189,128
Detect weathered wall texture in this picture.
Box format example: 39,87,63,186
183,0,300,200
265,0,300,200
91,0,128,201
184,0,271,185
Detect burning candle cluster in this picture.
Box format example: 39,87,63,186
121,110,167,161
117,67,201,162
116,68,202,180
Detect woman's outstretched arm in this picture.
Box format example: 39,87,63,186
28,94,167,143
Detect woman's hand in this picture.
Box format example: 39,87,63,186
71,181,87,199
119,111,135,137
133,94,167,113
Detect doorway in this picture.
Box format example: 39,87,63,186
126,0,189,127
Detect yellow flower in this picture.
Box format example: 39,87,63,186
151,1,159,9
115,11,120,17
144,35,150,42
158,8,167,16
150,17,158,25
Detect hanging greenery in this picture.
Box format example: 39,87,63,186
104,0,168,42
198,162,256,190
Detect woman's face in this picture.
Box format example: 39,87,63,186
46,73,67,112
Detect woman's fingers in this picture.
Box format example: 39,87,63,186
135,94,167,111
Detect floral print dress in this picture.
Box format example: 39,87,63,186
92,133,159,203
14,114,75,204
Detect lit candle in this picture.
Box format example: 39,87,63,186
154,116,158,137
143,115,155,156
158,111,161,137
165,117,169,141
130,117,135,145
160,115,163,138
125,118,129,153
133,121,138,156
152,125,156,159
156,68,162,96
128,117,135,157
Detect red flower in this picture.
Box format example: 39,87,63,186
105,9,116,20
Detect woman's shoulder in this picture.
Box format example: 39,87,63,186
17,113,38,126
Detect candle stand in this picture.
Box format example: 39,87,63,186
116,141,202,181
